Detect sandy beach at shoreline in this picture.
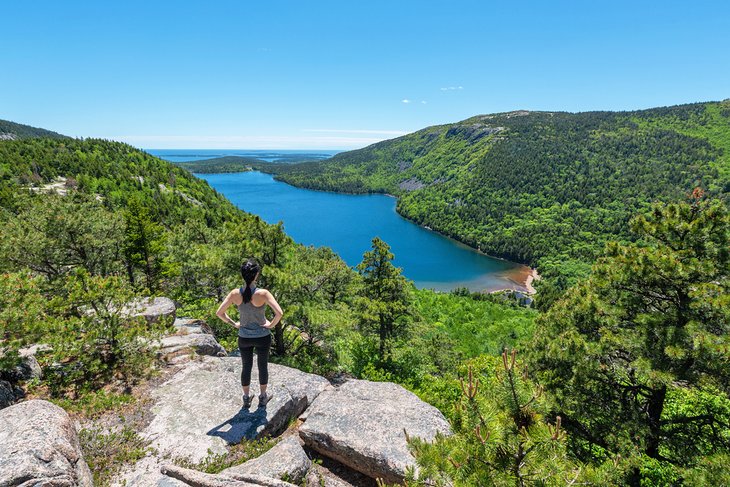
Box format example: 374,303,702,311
487,266,540,295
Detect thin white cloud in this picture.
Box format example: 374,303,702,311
107,134,391,150
303,129,409,135
421,100,427,104
401,99,411,104
440,86,464,91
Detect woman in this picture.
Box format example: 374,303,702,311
216,258,283,408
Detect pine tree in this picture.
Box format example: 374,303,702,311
406,351,580,486
356,237,411,362
123,198,166,291
530,192,730,474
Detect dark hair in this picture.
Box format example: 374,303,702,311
239,258,261,303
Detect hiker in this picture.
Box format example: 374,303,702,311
216,258,283,408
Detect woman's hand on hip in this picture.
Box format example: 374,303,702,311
262,319,275,329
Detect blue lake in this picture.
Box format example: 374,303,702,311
147,149,530,291
190,170,530,292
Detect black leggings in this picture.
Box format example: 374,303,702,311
238,334,272,387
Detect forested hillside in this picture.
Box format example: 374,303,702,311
175,155,263,173
1,124,728,485
0,119,67,140
259,101,730,282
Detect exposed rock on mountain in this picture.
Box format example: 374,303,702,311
124,296,177,324
220,436,311,483
160,332,227,361
299,379,452,483
173,317,214,335
0,399,93,486
117,356,329,486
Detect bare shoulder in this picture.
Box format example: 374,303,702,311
255,288,272,297
228,288,243,304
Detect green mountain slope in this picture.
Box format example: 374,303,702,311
261,101,730,279
174,155,264,173
0,119,67,140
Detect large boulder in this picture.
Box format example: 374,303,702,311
220,436,311,483
8,354,43,381
172,317,213,335
0,399,93,486
115,356,329,486
160,333,227,359
299,379,451,483
124,296,176,325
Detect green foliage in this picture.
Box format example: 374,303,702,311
173,438,277,474
0,193,125,279
0,271,49,371
407,352,580,486
175,155,263,173
45,269,164,394
263,102,730,291
50,390,135,418
79,425,152,486
0,118,67,139
356,237,412,362
414,289,536,358
0,267,164,396
530,195,730,477
123,197,167,291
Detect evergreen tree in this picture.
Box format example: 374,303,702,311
123,198,166,291
530,192,730,475
356,237,411,362
406,352,581,486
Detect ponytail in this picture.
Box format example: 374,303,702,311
241,282,253,303
240,258,262,304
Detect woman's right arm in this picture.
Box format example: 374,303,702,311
216,290,240,329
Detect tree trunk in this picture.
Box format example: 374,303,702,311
646,385,667,459
275,323,285,356
379,315,386,361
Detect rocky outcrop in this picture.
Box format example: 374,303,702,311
8,354,43,382
398,177,426,191
160,318,226,364
160,333,227,360
0,399,93,486
118,357,329,486
299,379,451,483
173,317,213,335
124,296,177,324
446,123,503,142
220,436,311,483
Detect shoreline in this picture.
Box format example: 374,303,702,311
486,267,540,295
193,169,540,294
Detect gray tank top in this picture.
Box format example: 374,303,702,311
237,287,270,338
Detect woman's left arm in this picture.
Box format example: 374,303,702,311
263,290,283,329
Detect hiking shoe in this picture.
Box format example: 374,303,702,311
242,394,253,408
258,392,273,407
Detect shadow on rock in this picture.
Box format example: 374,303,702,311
207,406,269,443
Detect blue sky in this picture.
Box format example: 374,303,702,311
1,0,728,149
